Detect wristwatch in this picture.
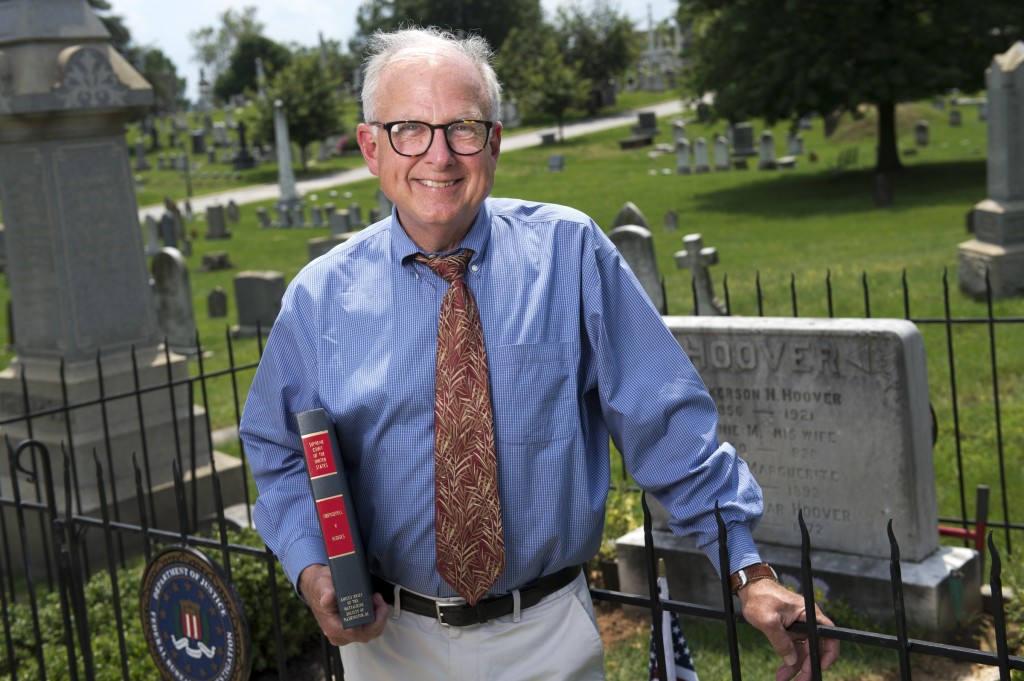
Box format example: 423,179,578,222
729,562,778,595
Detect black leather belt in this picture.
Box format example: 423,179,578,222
373,565,582,627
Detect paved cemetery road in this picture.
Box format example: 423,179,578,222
137,99,685,222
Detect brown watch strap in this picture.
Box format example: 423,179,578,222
729,562,778,595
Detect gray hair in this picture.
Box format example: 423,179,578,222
361,26,502,123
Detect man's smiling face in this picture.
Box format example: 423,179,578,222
357,54,501,252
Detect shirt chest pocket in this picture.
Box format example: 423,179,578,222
488,341,576,445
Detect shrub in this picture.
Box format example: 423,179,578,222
0,528,320,679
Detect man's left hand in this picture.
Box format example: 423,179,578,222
738,578,840,681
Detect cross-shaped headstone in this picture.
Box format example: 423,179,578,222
674,233,725,316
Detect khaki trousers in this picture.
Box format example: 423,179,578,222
340,572,605,680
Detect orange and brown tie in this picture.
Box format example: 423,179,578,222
416,250,504,605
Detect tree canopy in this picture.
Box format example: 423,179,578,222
553,0,637,113
214,34,292,103
498,26,589,138
189,6,264,87
254,55,347,170
351,0,543,57
680,0,1024,174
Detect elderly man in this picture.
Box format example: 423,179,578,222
240,25,839,681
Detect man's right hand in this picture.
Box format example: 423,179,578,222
298,564,389,646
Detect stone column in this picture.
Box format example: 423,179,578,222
274,99,301,217
958,41,1024,299
0,0,241,530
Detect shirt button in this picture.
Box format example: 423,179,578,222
471,264,479,272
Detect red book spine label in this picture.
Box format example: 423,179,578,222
301,430,338,478
316,495,355,558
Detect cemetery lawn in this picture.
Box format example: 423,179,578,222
2,96,1020,678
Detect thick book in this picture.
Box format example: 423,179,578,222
296,408,375,628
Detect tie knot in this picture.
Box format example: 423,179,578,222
417,250,472,283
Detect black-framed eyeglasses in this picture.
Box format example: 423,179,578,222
371,119,494,157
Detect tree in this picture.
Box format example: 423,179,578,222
214,34,292,102
498,27,589,139
352,0,542,57
553,0,638,114
189,6,264,87
135,47,187,114
680,0,1024,175
87,2,184,114
88,0,132,55
255,55,346,170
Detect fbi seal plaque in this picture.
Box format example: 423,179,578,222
140,546,251,681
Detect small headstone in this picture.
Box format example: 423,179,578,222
134,138,150,171
540,132,557,146
949,109,962,126
672,119,686,145
693,137,710,173
205,204,231,240
758,130,777,170
151,248,199,355
731,122,757,157
158,213,178,249
349,203,364,229
207,287,228,318
547,154,565,172
330,209,350,235
232,271,286,338
609,225,666,314
914,120,930,147
144,215,161,256
632,111,659,137
310,205,324,228
198,251,233,272
226,200,240,224
612,201,649,230
191,130,206,154
256,207,271,228
664,210,678,232
786,133,804,155
674,139,691,175
713,136,730,171
291,203,306,228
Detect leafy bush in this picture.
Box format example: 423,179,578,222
0,528,320,679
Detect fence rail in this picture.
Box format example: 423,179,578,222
0,270,1020,679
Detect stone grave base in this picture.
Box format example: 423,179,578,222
616,528,981,637
2,451,246,577
957,238,1024,300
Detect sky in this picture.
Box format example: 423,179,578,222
112,0,679,100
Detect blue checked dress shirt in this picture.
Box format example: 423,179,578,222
239,197,765,598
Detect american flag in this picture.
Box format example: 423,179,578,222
648,573,699,681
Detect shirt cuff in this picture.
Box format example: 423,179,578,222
281,535,330,592
703,527,761,578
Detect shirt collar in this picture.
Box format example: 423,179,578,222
391,199,493,265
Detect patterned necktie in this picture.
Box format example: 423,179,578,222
416,250,504,605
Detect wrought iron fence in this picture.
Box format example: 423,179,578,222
0,269,1020,679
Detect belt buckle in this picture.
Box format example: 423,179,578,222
435,600,464,627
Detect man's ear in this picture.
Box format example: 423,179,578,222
356,123,380,176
